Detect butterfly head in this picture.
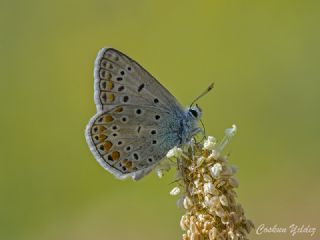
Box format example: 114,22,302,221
187,104,202,120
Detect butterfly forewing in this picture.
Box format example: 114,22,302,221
94,48,183,113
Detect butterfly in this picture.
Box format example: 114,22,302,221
85,48,212,180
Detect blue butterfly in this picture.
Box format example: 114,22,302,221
85,48,213,180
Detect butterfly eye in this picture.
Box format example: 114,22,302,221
189,109,198,118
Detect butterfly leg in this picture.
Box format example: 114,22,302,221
191,127,205,144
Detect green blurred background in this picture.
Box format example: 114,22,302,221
1,1,319,239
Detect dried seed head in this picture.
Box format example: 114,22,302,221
156,169,164,178
219,195,228,207
228,230,237,240
225,124,237,137
229,177,239,188
204,221,213,230
208,150,220,160
166,146,183,158
197,214,206,222
190,220,199,234
244,219,254,233
221,214,229,225
215,206,226,218
231,166,238,174
215,180,226,188
208,227,217,240
203,182,216,195
197,156,206,166
182,233,189,240
168,125,253,240
230,212,240,225
203,174,212,182
183,196,193,209
180,215,190,231
205,196,220,208
204,136,216,150
210,163,223,178
176,196,185,208
170,187,180,196
222,166,233,176
190,232,201,240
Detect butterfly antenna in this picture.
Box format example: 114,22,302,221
190,83,215,107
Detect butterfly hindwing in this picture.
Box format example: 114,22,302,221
85,105,181,179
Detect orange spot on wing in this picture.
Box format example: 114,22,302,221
107,81,114,90
111,151,120,160
123,159,133,171
104,115,114,122
99,135,107,142
125,161,132,168
104,141,113,151
114,107,123,113
98,126,106,132
107,93,115,102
